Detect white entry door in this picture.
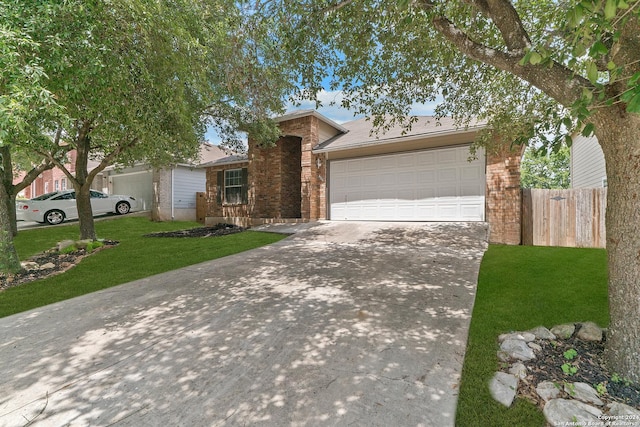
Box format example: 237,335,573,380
329,146,485,221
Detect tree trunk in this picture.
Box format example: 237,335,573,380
75,183,97,241
73,125,97,241
594,110,640,383
0,146,18,237
0,177,21,274
6,193,18,237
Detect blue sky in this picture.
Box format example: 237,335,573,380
204,89,441,143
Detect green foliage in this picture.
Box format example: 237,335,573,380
520,145,571,189
457,245,608,426
561,363,579,376
1,217,286,317
563,348,578,360
266,0,640,148
2,0,293,239
88,241,103,252
59,245,78,255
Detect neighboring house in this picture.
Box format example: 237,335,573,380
15,150,103,199
103,143,229,221
204,110,524,245
570,134,607,188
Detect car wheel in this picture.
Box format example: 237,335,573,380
115,201,130,215
45,210,65,225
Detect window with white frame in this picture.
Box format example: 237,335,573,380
54,180,59,191
224,169,243,204
61,178,67,190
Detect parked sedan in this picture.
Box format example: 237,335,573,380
17,190,138,225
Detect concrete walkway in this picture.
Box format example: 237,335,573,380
0,221,488,426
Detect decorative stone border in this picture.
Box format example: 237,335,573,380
489,322,640,426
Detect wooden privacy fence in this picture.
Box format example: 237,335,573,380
522,188,607,248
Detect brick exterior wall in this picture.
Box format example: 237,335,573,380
486,144,524,245
249,115,326,221
205,162,250,221
248,136,303,219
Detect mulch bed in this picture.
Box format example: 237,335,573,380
144,223,245,238
0,240,119,292
516,334,640,410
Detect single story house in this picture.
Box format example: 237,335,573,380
570,134,607,188
204,110,524,245
103,143,229,221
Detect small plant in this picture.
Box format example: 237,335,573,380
59,245,78,254
86,241,104,252
566,382,576,396
611,373,632,386
595,382,608,396
563,348,578,360
561,363,578,375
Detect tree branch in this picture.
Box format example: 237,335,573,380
474,0,531,52
430,14,588,108
87,137,140,183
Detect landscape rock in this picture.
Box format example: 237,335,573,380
20,261,40,271
527,342,542,352
550,323,575,339
39,262,56,270
489,372,519,407
498,332,536,343
536,381,561,402
576,322,603,342
608,402,640,426
528,326,556,340
564,382,604,406
508,363,527,379
57,240,76,251
496,350,510,363
500,338,536,361
543,398,603,426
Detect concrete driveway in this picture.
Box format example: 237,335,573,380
0,221,488,426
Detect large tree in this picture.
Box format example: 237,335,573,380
0,17,63,273
5,0,289,241
265,0,640,382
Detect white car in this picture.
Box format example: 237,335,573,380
17,190,138,225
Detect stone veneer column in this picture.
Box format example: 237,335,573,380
486,145,524,245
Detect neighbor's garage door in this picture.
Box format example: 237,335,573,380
329,146,485,221
112,172,153,211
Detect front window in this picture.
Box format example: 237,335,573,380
61,178,67,190
54,180,59,191
224,169,243,204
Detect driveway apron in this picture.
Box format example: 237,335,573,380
0,221,488,426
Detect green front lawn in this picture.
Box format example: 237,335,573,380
455,245,608,426
0,217,286,318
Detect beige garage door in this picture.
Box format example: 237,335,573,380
329,146,486,221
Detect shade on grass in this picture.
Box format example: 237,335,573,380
456,244,608,427
0,217,286,318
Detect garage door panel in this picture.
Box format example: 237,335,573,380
418,170,437,183
437,149,457,163
329,146,485,221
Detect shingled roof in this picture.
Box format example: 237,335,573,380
313,116,485,153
